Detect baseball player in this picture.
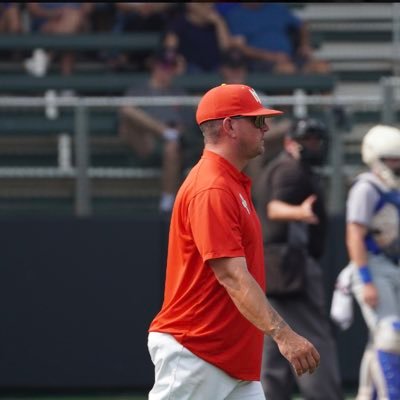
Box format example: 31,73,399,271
147,84,320,400
345,125,400,399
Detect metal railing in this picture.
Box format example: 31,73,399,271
0,77,399,216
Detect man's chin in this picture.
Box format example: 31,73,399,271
250,148,264,160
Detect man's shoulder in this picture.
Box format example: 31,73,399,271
185,158,239,193
267,152,301,176
352,172,388,193
177,165,237,212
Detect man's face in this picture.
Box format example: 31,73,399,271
230,116,270,159
297,135,325,166
381,157,400,176
298,135,323,151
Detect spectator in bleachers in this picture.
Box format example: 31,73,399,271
114,3,175,32
118,47,193,213
222,3,330,74
25,3,94,77
0,3,22,34
107,3,179,71
89,3,116,32
163,2,235,73
219,46,250,85
0,3,22,62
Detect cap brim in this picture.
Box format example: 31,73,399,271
239,107,283,118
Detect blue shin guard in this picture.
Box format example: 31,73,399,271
374,317,400,400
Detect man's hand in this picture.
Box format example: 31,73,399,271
261,51,291,64
273,325,320,376
297,44,313,59
362,282,379,308
267,196,319,224
299,194,319,224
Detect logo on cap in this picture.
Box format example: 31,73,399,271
249,88,261,104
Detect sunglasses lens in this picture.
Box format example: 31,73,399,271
254,116,265,128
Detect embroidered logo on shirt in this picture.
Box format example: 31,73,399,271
239,193,251,215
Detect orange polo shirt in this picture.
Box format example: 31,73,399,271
149,150,265,381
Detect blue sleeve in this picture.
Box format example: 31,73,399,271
214,3,239,17
280,4,302,30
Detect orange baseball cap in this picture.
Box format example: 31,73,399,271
196,84,283,125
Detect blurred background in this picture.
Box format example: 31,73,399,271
0,2,399,399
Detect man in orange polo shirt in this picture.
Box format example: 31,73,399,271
148,84,320,399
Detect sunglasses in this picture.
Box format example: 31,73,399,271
230,115,267,129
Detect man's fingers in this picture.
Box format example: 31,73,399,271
307,194,317,204
291,360,303,376
311,347,320,364
292,345,320,376
306,353,319,373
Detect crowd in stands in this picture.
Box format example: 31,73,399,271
1,3,329,77
0,2,330,213
0,3,21,34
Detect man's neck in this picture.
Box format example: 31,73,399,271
205,145,247,172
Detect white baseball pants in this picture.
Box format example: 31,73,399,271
148,332,266,400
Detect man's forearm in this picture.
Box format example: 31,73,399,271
268,199,303,221
210,257,289,337
209,257,320,375
121,106,166,136
346,223,369,266
229,271,288,337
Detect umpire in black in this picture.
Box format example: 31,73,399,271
254,118,343,400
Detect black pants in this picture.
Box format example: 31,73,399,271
261,256,343,400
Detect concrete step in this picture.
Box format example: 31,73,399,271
315,42,399,61
296,3,394,21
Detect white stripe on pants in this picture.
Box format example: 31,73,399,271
148,332,266,400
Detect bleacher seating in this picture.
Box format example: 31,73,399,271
0,32,161,51
293,2,400,189
0,71,337,95
0,29,339,215
296,3,398,89
0,2,398,215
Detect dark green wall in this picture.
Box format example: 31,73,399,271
0,215,365,391
0,217,168,390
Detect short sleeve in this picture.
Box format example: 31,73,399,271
269,165,304,203
188,188,245,262
346,181,380,225
284,5,302,30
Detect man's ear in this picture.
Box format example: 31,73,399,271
222,117,237,138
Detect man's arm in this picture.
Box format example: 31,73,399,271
346,222,378,308
205,8,233,50
234,40,291,64
209,256,320,376
27,3,62,18
346,222,369,267
120,106,179,140
267,195,319,224
296,23,314,59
